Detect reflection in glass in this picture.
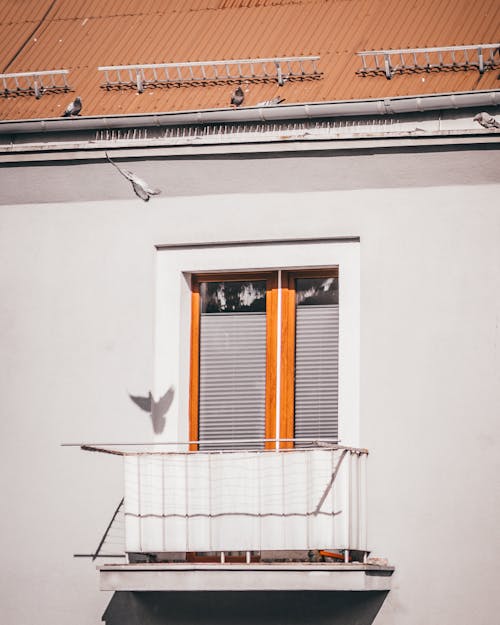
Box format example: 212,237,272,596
296,277,338,306
200,280,266,313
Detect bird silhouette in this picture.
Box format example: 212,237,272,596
128,387,174,435
62,96,82,117
231,86,244,107
473,112,500,129
105,152,161,201
256,97,286,106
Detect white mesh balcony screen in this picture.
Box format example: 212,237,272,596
199,312,266,450
123,447,368,553
294,304,339,443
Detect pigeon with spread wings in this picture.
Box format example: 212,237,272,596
106,152,161,201
129,387,174,435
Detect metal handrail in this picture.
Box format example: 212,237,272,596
69,439,368,456
98,57,321,71
358,43,500,56
0,69,70,78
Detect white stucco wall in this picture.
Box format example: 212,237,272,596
0,146,499,624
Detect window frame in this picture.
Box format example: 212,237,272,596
189,271,278,451
279,268,340,448
189,268,339,451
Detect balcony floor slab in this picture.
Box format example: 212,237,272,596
99,563,394,592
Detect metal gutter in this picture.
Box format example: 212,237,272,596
1,89,499,136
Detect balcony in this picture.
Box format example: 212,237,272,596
80,441,393,591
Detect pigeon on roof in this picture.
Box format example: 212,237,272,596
62,96,82,117
473,112,500,129
256,96,286,107
105,153,161,201
231,86,244,107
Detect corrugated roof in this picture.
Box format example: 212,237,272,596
0,0,499,120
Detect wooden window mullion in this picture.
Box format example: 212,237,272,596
189,280,201,450
265,273,278,449
279,272,296,448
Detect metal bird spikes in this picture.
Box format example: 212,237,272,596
105,152,161,201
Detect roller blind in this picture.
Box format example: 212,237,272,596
199,312,267,450
294,304,339,443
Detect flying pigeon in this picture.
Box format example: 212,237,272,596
105,152,161,201
256,97,286,107
62,96,82,117
129,387,174,435
473,112,500,129
231,86,244,107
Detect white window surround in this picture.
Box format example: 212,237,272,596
154,239,360,447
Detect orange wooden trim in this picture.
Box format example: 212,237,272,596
279,272,295,449
188,280,200,451
265,273,278,449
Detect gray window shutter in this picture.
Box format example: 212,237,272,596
199,312,266,449
294,304,339,443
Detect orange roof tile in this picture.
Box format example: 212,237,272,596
0,0,499,120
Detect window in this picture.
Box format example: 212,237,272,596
281,270,339,448
189,273,278,450
189,269,339,450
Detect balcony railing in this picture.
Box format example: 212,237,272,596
81,440,368,558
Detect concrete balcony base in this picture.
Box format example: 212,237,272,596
99,563,394,592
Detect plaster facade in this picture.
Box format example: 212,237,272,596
1,144,499,624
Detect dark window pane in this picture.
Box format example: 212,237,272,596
295,277,338,306
200,280,266,313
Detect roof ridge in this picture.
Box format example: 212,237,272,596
1,0,58,73
40,0,322,22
